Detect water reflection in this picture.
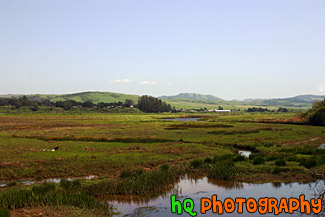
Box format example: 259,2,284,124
108,176,319,217
272,182,282,188
207,179,243,190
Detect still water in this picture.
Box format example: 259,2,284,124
109,176,322,217
0,175,97,187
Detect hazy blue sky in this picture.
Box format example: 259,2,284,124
1,0,324,100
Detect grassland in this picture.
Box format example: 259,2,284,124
0,112,324,215
1,92,140,104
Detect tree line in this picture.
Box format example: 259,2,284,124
0,95,174,113
246,107,289,112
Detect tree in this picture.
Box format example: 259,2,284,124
30,102,39,111
277,107,288,112
82,101,94,108
137,95,172,113
21,95,30,106
62,101,72,110
9,97,22,108
304,99,325,126
124,99,134,107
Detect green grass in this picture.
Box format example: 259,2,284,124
1,91,140,104
0,112,323,183
0,112,324,214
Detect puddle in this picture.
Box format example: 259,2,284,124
42,175,96,183
238,150,251,158
109,176,321,217
0,175,97,187
163,118,200,122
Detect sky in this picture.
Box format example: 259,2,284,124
1,0,324,100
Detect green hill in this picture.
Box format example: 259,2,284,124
241,95,325,107
0,92,140,104
1,92,323,110
159,93,224,102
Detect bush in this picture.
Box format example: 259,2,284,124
286,155,298,162
266,155,278,161
160,164,169,171
299,158,318,169
275,159,286,167
0,208,10,217
249,153,265,160
318,156,325,165
190,159,203,169
303,100,325,126
32,182,56,194
208,162,238,180
307,105,325,126
273,167,282,174
60,179,71,190
72,179,81,188
296,145,315,155
7,182,16,187
212,154,234,163
233,154,246,162
204,157,212,164
120,169,144,178
253,157,265,165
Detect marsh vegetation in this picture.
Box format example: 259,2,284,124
0,111,324,215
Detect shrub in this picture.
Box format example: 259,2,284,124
249,153,265,160
273,167,282,174
0,208,10,217
318,156,325,165
266,155,278,161
120,169,144,178
72,179,81,188
296,145,315,155
190,159,203,169
233,154,246,162
286,155,298,162
60,179,71,190
305,100,325,126
208,162,238,180
275,159,286,166
299,158,318,169
32,182,56,194
204,157,212,164
7,182,16,187
160,164,169,171
212,154,234,163
253,157,265,165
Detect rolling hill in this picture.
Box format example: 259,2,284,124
159,93,224,102
1,92,324,110
0,92,140,104
241,95,325,107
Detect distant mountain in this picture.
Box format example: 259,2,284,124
0,92,140,104
242,95,325,107
159,93,224,102
159,93,324,109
